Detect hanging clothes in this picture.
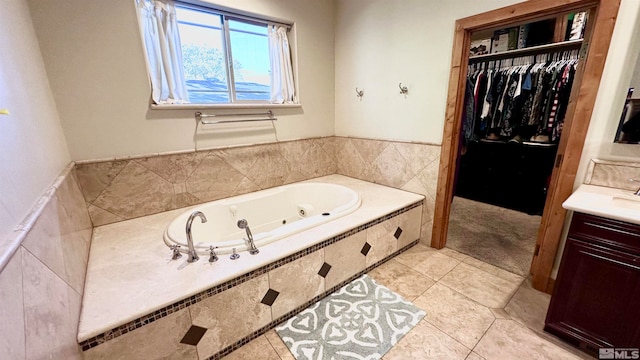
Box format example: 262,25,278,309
462,50,579,144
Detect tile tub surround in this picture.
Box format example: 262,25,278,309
0,164,93,359
73,136,441,244
79,175,424,359
74,138,338,227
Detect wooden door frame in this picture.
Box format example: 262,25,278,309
431,0,620,293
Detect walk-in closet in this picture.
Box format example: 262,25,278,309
433,1,617,285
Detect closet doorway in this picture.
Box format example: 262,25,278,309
431,0,620,293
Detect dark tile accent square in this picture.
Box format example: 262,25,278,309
261,289,280,306
394,227,403,239
318,262,332,278
180,325,207,346
361,242,371,256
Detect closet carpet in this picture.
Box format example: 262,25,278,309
446,196,541,277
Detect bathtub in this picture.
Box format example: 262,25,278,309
80,175,425,359
164,182,362,255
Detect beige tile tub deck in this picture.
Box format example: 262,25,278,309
79,175,424,343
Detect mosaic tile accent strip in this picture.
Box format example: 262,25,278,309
261,289,280,307
318,263,332,278
205,239,421,360
79,200,422,351
180,325,207,346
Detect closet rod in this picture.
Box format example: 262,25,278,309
468,39,583,63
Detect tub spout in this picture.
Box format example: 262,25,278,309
237,219,259,255
185,211,207,262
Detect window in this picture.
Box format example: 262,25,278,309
176,5,272,104
136,0,296,106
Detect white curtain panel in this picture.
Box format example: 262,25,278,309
269,26,296,104
137,0,189,104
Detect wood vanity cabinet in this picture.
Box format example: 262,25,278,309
545,212,640,355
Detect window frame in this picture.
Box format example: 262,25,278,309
150,2,299,110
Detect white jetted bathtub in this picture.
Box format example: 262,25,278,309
164,182,361,255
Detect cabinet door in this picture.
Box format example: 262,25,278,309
545,237,640,350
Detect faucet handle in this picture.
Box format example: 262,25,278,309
209,246,218,263
170,245,182,260
230,248,240,260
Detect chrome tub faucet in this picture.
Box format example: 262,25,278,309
185,211,207,262
237,219,259,255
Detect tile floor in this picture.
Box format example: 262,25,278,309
221,244,592,360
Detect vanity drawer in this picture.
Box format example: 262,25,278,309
569,213,640,256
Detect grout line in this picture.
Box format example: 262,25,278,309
470,317,496,357
85,159,131,207
261,333,281,360
20,243,81,295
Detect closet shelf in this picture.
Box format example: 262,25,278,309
469,39,583,63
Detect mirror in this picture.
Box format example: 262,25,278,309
614,55,640,143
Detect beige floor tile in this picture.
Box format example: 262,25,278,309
489,308,511,320
439,247,469,261
367,259,435,301
505,280,593,360
221,335,280,360
414,283,495,349
384,320,470,360
439,263,523,308
466,352,486,360
504,277,550,332
462,255,524,283
474,319,583,360
264,330,295,360
394,243,437,268
411,252,461,281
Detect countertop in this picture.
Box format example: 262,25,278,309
563,184,640,225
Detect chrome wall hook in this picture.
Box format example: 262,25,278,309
355,87,364,98
399,83,409,95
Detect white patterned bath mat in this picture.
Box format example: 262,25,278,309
275,274,425,360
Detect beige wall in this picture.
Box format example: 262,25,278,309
577,0,640,179
28,0,336,161
334,0,524,144
0,0,70,254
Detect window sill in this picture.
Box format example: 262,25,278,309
150,103,301,110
